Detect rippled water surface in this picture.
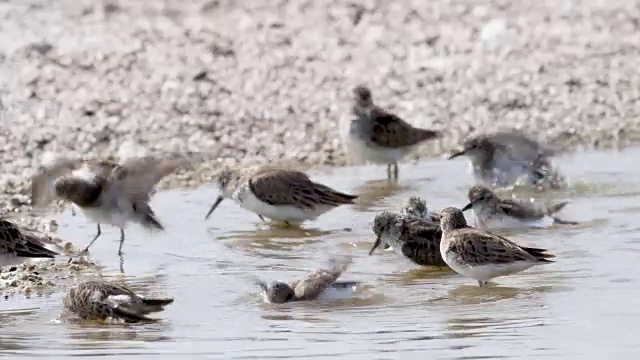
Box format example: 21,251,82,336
3,148,640,358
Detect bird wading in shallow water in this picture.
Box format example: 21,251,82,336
439,207,555,287
448,130,564,189
461,185,578,231
63,280,174,323
205,166,357,226
256,256,359,303
344,85,441,180
370,211,447,267
31,155,196,256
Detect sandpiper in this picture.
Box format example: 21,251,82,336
31,155,194,255
256,256,359,303
345,85,441,179
462,185,578,230
377,196,440,252
63,280,174,323
205,166,358,225
439,207,555,287
370,211,447,267
448,130,564,189
0,218,58,267
400,196,441,222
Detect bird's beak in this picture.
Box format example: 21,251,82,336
369,236,381,255
204,196,224,219
461,202,473,212
448,150,466,160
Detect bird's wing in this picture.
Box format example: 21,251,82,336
445,229,539,266
0,219,58,258
294,256,352,300
248,169,355,209
31,158,84,207
498,199,545,219
491,130,555,157
369,106,439,148
113,154,196,202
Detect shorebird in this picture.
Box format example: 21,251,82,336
377,196,440,252
0,218,58,267
31,155,194,255
344,85,441,179
448,130,564,188
256,256,359,303
205,166,357,225
63,280,174,323
462,185,577,230
400,196,441,222
370,211,447,267
439,207,555,287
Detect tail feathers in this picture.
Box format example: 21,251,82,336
553,217,579,225
143,212,164,231
141,297,175,311
15,239,59,258
133,202,164,231
112,306,154,323
313,183,358,205
548,201,569,214
522,246,555,263
417,129,441,142
330,280,360,289
111,297,173,322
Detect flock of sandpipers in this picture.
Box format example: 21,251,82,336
1,85,578,323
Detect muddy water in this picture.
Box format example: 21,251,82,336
2,148,640,358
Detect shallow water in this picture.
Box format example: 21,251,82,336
3,147,640,358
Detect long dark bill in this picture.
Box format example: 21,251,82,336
369,236,381,255
461,202,473,212
204,196,224,219
448,150,466,160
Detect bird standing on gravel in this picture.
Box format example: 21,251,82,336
448,130,564,189
31,155,195,256
344,85,441,180
63,280,174,323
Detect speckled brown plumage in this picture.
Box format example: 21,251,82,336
371,211,447,267
0,219,58,261
248,169,357,209
206,165,357,223
63,280,174,323
257,256,358,303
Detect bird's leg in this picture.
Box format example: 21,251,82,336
478,280,486,287
117,228,126,256
393,163,399,179
386,164,392,179
119,253,125,274
81,224,102,254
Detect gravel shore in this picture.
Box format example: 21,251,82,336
1,0,639,220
